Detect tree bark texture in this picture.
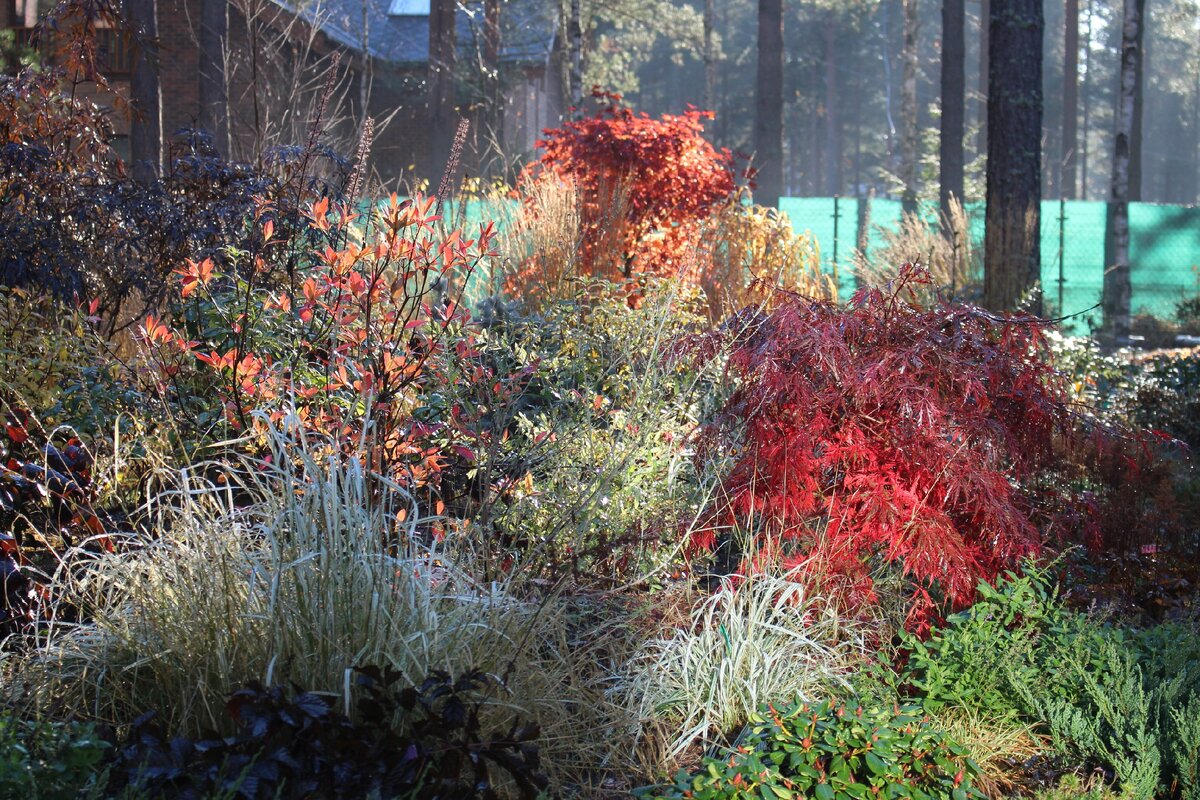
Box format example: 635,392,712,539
1103,0,1143,339
567,0,583,113
127,0,162,183
1128,0,1147,202
976,0,989,161
428,0,457,179
703,0,715,111
939,0,965,227
900,0,919,215
824,11,841,196
983,0,1043,314
755,0,783,208
1062,0,1079,198
198,0,229,156
484,0,501,141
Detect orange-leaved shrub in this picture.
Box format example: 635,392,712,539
145,194,501,500
690,265,1094,632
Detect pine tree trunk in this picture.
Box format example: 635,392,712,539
983,0,1043,314
976,0,988,161
1103,0,1143,340
703,0,715,112
428,0,457,179
824,11,841,197
1081,0,1093,198
127,0,161,183
568,0,583,113
1062,0,1079,198
755,0,783,207
198,0,229,156
939,0,965,228
484,0,501,158
1128,0,1147,202
900,0,919,215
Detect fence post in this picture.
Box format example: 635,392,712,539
854,189,873,290
1057,197,1067,315
832,194,841,277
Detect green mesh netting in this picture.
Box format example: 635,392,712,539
780,197,1200,332
420,194,1200,329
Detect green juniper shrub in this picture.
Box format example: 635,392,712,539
899,566,1200,800
638,698,983,800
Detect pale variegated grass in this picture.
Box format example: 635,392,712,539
10,419,644,794
930,707,1045,799
615,570,869,768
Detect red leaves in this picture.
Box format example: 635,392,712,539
694,265,1075,627
522,94,744,281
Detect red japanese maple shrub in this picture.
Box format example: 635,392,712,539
692,265,1080,630
522,92,745,282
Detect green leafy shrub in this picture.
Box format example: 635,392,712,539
638,698,983,800
466,279,721,583
901,567,1200,799
898,566,1083,721
0,711,109,800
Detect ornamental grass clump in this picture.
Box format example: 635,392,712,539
11,420,642,792
617,570,869,765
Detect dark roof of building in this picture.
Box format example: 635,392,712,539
280,0,558,67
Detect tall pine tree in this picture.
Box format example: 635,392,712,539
983,0,1043,313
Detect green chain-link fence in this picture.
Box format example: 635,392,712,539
437,195,1200,331
779,196,1200,333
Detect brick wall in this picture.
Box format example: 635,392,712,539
2,0,559,186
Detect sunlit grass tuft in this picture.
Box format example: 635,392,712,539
10,418,646,793
616,570,869,767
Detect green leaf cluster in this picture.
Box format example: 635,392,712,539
638,698,982,800
0,712,109,800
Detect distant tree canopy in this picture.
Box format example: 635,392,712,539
606,0,1199,207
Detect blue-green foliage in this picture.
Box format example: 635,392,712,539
900,566,1200,800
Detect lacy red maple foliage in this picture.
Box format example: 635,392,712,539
524,92,745,281
693,266,1079,631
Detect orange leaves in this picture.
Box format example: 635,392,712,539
143,189,500,501
176,258,216,299
309,196,331,230
522,95,744,285
140,313,179,347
